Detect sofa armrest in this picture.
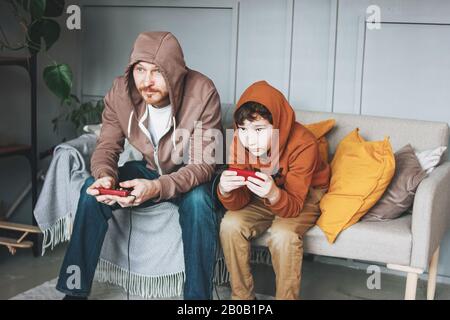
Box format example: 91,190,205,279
410,161,450,270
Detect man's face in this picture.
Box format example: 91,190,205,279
133,61,169,107
237,116,273,157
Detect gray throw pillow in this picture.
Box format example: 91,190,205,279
362,144,427,221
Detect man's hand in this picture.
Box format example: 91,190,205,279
218,170,246,197
246,172,281,204
101,179,162,208
86,176,118,206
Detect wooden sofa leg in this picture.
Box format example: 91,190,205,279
387,264,423,300
405,272,418,300
427,246,440,300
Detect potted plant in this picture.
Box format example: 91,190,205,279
0,0,103,135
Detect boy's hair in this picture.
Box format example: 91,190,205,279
234,101,273,126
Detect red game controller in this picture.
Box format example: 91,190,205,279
96,188,132,197
228,168,264,181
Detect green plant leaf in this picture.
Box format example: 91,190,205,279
62,93,78,106
53,97,104,133
19,0,30,11
27,18,60,54
71,94,80,103
96,99,105,109
43,63,72,101
44,0,65,17
30,0,46,20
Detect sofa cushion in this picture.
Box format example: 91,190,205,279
252,214,412,266
363,144,427,221
415,146,447,174
303,119,335,163
316,128,395,243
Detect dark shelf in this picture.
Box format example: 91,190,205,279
0,54,39,256
0,56,30,69
0,144,31,158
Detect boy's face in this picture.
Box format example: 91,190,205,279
133,61,170,107
237,115,273,157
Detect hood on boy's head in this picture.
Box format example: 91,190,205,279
124,31,188,112
234,80,296,153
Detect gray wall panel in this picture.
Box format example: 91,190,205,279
82,4,235,102
361,23,450,121
289,0,337,112
235,0,292,101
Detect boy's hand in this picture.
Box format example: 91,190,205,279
246,172,281,204
218,170,246,196
98,179,161,208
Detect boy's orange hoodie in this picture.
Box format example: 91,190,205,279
218,81,330,218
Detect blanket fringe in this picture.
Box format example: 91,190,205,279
41,215,73,256
95,259,185,299
41,218,272,293
214,246,272,285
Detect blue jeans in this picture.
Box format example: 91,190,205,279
56,160,223,299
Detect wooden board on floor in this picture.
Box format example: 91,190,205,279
0,221,41,233
0,237,33,248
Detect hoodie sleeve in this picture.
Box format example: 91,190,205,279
90,80,125,184
217,133,252,210
264,139,320,218
217,181,252,211
155,89,222,201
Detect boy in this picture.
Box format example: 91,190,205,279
218,81,330,300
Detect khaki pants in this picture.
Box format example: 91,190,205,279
219,186,327,300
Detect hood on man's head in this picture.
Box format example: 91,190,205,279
124,31,188,112
235,80,296,154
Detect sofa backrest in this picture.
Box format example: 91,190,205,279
296,110,449,160
220,104,449,160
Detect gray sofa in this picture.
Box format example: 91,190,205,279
220,104,450,300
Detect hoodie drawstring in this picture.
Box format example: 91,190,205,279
127,110,134,138
171,116,177,149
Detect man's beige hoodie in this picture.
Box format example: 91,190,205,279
90,32,222,201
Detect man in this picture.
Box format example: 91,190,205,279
56,31,222,300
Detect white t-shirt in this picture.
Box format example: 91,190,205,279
147,104,172,145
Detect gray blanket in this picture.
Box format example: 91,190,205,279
33,134,185,298
34,134,95,248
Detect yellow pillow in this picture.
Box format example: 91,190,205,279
316,128,395,243
304,119,335,163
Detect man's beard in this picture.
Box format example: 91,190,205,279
139,86,161,102
140,86,160,94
